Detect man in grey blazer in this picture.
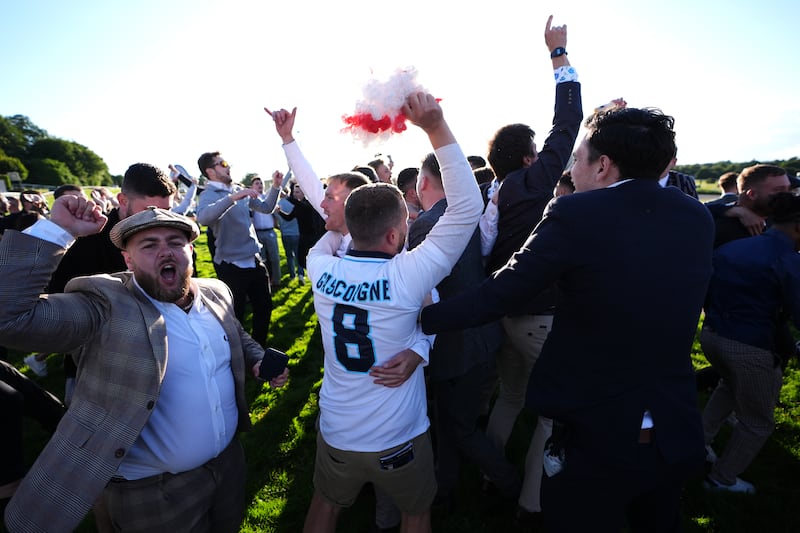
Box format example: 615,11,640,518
0,198,289,533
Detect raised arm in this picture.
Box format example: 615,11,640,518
249,171,282,214
545,15,569,69
265,107,326,219
402,92,455,149
49,195,108,238
401,94,484,298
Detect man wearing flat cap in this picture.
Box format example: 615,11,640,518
0,195,289,533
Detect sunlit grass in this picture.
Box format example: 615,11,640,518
5,230,800,532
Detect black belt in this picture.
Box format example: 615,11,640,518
255,227,275,231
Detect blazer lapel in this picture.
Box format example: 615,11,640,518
123,275,169,381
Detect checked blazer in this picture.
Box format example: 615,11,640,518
0,230,264,533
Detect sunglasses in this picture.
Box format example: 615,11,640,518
214,160,230,169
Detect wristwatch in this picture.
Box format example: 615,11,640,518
550,47,567,58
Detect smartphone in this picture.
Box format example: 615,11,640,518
259,348,289,381
378,441,414,470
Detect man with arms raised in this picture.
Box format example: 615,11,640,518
422,106,714,532
301,93,483,533
1,199,288,532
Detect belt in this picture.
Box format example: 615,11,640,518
255,227,275,231
638,427,654,444
109,438,239,485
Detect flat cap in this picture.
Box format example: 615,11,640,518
110,206,200,249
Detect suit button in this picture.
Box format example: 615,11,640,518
115,448,125,458
146,400,155,410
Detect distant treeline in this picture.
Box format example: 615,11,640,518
675,158,800,185
2,112,797,192
0,114,115,190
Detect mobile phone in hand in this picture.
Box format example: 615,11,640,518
259,348,289,381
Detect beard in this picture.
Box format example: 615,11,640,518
136,263,193,303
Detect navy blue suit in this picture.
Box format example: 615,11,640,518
422,179,714,531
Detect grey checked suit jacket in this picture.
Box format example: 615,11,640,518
0,230,264,533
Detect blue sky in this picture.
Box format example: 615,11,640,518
2,0,799,180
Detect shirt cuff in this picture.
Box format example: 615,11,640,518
554,66,579,84
23,218,76,248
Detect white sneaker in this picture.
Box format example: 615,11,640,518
703,475,755,494
705,445,718,464
24,354,48,377
298,274,305,285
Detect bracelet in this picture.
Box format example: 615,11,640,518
550,47,567,59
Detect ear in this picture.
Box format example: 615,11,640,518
595,154,621,184
117,191,127,208
416,174,428,192
121,250,135,271
385,224,404,251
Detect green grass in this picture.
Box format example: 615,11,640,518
4,232,800,532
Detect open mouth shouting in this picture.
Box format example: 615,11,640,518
160,261,178,285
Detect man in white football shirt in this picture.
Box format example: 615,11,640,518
302,93,483,533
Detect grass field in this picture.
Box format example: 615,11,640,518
3,230,800,532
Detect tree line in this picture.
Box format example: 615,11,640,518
2,113,798,192
0,114,114,189
675,158,800,186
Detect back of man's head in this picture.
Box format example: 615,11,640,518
368,159,385,172
345,183,405,248
737,164,787,194
352,166,378,183
473,166,495,186
584,107,676,180
420,152,443,189
487,123,536,181
718,172,738,194
122,163,177,199
467,155,487,170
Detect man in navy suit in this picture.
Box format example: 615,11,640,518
422,107,714,532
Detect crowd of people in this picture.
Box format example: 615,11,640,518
1,12,799,533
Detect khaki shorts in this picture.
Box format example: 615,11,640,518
313,429,436,514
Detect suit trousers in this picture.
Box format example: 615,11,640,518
103,438,246,533
213,260,272,347
255,229,281,285
542,435,696,533
700,327,783,485
433,362,521,498
485,314,553,511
